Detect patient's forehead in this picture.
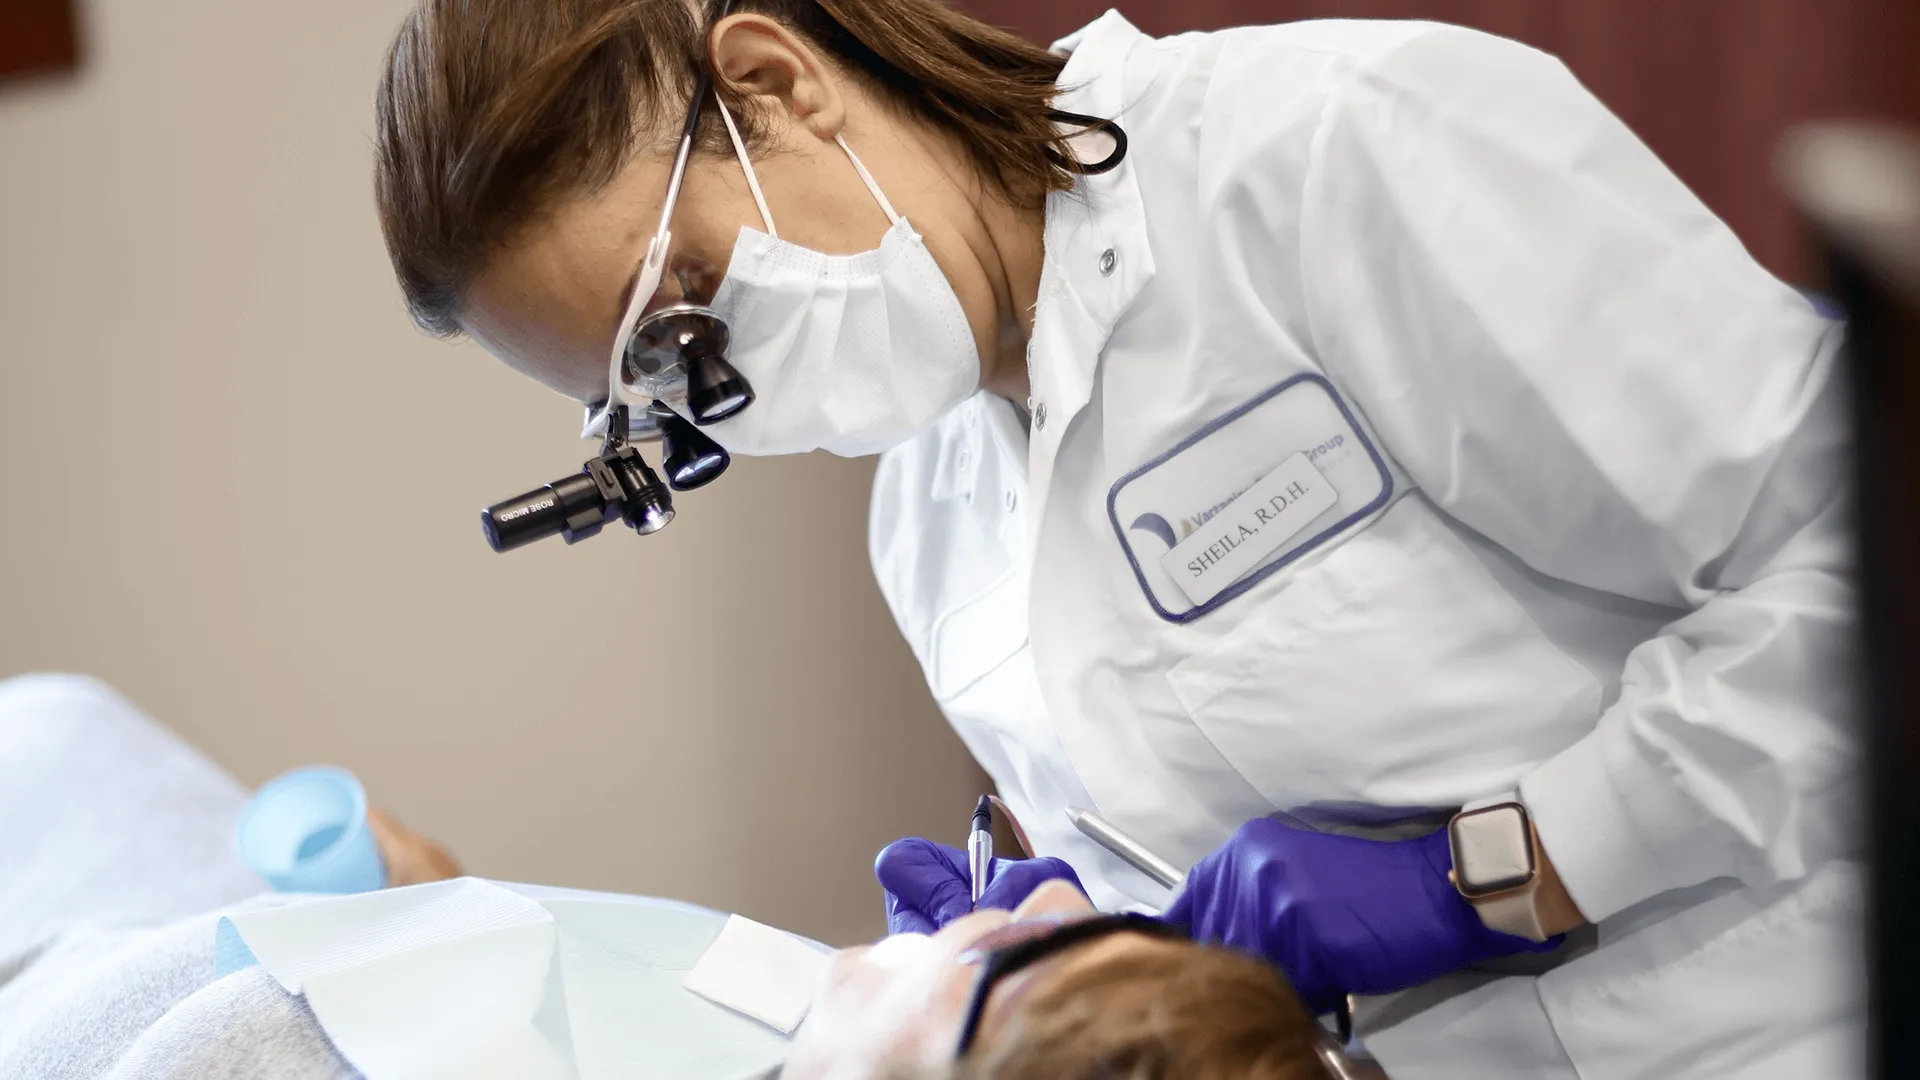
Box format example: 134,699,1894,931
785,891,1111,1077
972,923,1189,1049
1011,880,1096,919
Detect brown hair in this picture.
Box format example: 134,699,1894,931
956,938,1335,1080
374,0,1076,337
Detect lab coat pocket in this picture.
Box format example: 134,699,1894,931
1165,498,1603,811
927,573,1030,704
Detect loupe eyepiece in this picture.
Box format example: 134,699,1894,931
687,352,753,424
620,303,752,425
659,410,729,490
481,445,675,553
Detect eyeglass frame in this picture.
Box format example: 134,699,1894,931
586,0,743,441
952,912,1183,1058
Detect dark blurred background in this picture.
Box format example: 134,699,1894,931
16,0,1913,275
960,0,1920,284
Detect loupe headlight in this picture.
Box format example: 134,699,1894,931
480,404,679,553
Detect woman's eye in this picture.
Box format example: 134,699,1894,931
671,259,722,304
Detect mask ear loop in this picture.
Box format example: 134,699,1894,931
714,92,779,239
712,86,901,235
835,134,902,226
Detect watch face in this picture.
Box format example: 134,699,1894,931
1450,803,1534,898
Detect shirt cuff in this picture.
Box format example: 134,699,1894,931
1518,713,1739,922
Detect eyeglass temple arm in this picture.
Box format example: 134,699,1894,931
650,0,741,241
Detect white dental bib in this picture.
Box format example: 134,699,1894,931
214,878,830,1080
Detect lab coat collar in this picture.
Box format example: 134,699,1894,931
1024,11,1156,540
1045,10,1156,343
1048,7,1135,56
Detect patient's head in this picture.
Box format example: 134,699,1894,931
785,882,1332,1080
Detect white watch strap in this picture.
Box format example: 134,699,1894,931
1471,881,1552,942
1455,792,1552,943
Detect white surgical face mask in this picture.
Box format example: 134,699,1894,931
686,103,980,458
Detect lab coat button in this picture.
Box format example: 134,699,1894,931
1005,489,1018,512
1035,402,1049,430
1099,248,1117,275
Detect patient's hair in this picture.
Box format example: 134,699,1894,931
951,939,1333,1080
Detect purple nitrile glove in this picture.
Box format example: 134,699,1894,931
1162,818,1562,1014
874,837,1086,935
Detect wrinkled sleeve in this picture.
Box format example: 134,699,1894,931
1295,25,1857,921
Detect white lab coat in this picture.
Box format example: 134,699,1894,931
868,12,1862,1079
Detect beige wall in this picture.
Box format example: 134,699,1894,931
0,0,980,946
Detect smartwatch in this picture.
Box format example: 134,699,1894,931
1447,800,1551,942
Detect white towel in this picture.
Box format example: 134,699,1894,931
0,675,833,1080
0,674,357,1080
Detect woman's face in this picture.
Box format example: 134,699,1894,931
781,881,1191,1077
461,14,1009,409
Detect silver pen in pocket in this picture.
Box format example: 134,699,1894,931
1065,806,1185,889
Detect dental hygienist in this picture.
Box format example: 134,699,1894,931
371,0,1858,1075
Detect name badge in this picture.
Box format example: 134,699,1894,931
1106,374,1398,623
1160,454,1338,606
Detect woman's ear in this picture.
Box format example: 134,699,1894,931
709,13,845,143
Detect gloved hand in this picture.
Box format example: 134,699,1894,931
1163,818,1561,1014
874,837,1086,935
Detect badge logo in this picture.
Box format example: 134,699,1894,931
1127,488,1250,552
1128,513,1177,549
